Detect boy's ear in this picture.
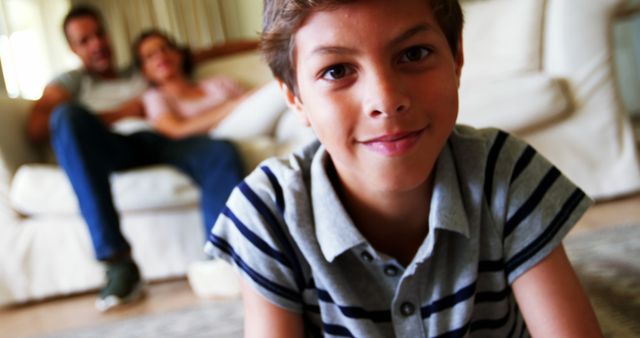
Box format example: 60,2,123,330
277,80,311,127
454,34,464,87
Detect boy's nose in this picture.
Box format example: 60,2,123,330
364,71,410,119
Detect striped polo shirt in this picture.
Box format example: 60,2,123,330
205,125,592,338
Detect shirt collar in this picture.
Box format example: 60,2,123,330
310,146,367,263
309,132,479,263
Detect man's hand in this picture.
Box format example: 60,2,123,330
27,84,71,145
97,98,144,126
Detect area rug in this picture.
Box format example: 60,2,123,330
565,224,640,338
39,299,243,338
39,224,639,338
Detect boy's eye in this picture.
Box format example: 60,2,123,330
398,46,431,63
320,64,352,81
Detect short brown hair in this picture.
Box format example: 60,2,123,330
261,0,464,95
62,5,105,42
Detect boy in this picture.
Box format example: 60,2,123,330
205,0,603,336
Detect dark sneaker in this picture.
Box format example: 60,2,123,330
95,259,144,312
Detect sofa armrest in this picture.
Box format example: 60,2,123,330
0,97,43,182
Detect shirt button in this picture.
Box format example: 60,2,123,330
360,251,373,262
384,265,399,276
400,302,415,316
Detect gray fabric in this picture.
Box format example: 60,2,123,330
205,125,592,337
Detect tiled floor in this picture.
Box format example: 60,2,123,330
1,193,639,338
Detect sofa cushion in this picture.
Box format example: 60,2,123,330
462,0,545,82
9,164,200,216
458,73,572,133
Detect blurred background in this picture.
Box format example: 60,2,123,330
0,0,262,99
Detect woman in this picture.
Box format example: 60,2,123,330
134,29,248,139
130,29,246,233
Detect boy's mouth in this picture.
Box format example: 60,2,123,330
360,129,424,157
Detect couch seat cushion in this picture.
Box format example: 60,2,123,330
10,164,199,216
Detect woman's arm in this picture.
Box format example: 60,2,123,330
150,95,246,139
512,245,603,338
240,277,305,338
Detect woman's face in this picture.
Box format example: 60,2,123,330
138,35,184,84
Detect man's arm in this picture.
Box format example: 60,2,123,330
192,40,259,65
512,245,603,337
27,84,71,145
97,98,145,126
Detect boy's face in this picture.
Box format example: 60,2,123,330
285,0,463,196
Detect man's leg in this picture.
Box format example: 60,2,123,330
157,136,245,235
49,103,147,310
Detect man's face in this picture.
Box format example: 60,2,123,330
65,16,113,76
286,0,463,198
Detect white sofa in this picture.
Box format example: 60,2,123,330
1,0,638,305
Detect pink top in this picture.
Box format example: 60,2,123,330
142,76,245,121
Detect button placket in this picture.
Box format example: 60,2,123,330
384,264,399,277
400,302,416,316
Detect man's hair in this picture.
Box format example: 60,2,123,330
62,5,105,41
261,0,464,95
132,29,195,83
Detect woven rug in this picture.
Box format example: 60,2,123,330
39,224,639,338
565,224,640,338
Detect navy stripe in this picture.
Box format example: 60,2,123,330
323,323,355,337
421,282,476,319
317,289,391,322
208,234,301,303
238,182,306,290
510,146,535,184
222,207,292,269
303,303,321,313
503,167,561,239
478,259,504,273
506,189,585,275
474,287,511,303
260,166,285,215
469,303,511,332
484,131,508,204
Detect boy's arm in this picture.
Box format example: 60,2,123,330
240,277,305,338
512,245,603,338
27,84,71,145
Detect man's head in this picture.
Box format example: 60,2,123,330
261,0,465,196
63,6,114,76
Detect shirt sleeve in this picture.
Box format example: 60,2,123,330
141,89,171,122
204,164,304,313
485,130,593,284
49,69,83,99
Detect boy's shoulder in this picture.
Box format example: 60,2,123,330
247,138,322,185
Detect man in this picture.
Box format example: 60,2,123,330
27,6,248,311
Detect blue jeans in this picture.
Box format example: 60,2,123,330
50,103,244,261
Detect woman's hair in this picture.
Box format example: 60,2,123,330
132,29,194,79
261,0,464,95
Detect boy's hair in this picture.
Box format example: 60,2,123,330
62,5,105,41
132,29,195,83
261,0,464,95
